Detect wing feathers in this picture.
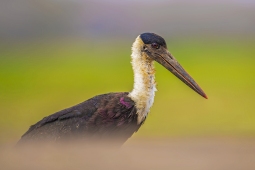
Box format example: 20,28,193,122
19,92,141,143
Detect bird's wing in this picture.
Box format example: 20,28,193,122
21,94,100,137
19,92,140,142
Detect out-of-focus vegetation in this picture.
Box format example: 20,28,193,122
1,37,254,143
1,1,255,170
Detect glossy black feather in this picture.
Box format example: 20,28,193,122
140,33,167,48
18,92,142,144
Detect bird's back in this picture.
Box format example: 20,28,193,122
18,92,142,145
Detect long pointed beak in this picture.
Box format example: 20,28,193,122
153,50,207,99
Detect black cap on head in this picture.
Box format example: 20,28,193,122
140,33,167,47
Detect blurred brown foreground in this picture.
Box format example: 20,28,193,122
1,137,255,170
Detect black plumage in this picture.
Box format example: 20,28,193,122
140,33,167,47
19,93,142,144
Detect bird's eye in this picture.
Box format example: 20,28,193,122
151,43,160,49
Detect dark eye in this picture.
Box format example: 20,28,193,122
151,43,160,49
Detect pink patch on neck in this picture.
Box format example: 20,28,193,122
120,97,131,108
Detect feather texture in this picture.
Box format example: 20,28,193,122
129,36,157,123
18,93,142,144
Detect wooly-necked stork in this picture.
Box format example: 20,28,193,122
18,33,207,145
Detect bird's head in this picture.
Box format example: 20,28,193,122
136,32,207,99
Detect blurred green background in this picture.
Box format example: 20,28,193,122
0,0,255,144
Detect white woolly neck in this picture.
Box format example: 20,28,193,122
128,36,157,124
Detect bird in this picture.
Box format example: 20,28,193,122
18,33,207,145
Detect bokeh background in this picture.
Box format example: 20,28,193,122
1,0,255,169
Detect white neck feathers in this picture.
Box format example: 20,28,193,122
128,37,157,124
